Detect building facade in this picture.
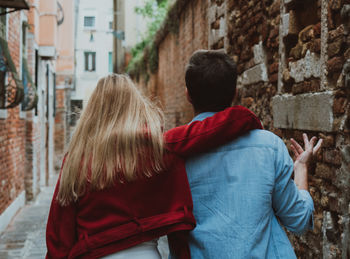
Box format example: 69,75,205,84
72,0,114,110
0,0,72,234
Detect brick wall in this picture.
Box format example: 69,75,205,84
54,79,71,170
136,0,350,257
138,0,208,130
0,12,26,214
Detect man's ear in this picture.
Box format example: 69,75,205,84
185,88,193,104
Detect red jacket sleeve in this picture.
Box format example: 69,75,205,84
165,106,263,157
46,156,77,259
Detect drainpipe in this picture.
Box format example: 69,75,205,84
73,0,80,91
45,63,49,186
113,0,118,73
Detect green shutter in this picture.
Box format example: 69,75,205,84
109,52,113,73
22,58,38,111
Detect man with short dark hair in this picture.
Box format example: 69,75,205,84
171,49,322,258
185,50,237,113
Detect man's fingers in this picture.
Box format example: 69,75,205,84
291,138,303,154
290,144,299,158
313,139,323,154
309,136,317,147
303,133,310,149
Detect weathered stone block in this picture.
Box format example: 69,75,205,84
289,50,321,83
217,2,226,18
219,17,226,37
282,12,300,38
253,41,266,65
272,91,334,131
238,63,268,85
209,29,222,47
208,5,217,23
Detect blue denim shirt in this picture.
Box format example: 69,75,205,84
181,112,314,259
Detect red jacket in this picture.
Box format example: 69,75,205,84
46,106,262,259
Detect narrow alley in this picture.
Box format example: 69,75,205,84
0,0,349,258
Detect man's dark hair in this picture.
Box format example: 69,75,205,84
185,50,237,112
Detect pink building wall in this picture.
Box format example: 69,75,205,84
39,0,58,47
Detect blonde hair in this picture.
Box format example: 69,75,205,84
57,74,164,205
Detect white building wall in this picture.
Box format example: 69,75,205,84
73,0,114,107
73,0,150,107
124,0,148,50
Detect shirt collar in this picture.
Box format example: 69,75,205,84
190,112,217,124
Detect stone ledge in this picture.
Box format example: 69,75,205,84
39,46,56,59
272,91,334,132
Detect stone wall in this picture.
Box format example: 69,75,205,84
136,0,350,257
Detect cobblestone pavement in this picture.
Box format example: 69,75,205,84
0,175,169,259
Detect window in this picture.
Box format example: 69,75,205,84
84,52,96,72
108,52,113,73
84,16,95,29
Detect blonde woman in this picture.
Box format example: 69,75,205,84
45,74,263,259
